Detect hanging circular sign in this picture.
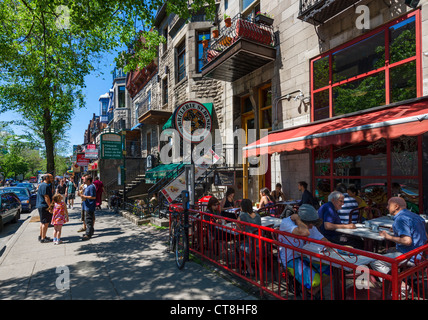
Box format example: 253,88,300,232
174,101,212,143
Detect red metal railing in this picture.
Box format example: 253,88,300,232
179,209,428,300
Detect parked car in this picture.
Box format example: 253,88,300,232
0,192,22,231
0,187,36,213
16,183,37,194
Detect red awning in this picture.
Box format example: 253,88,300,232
244,99,428,157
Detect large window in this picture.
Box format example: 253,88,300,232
197,31,210,73
313,136,422,214
118,86,126,108
176,40,186,82
311,12,421,121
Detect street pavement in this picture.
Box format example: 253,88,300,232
0,199,259,301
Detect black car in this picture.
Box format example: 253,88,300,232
0,187,36,213
0,192,22,231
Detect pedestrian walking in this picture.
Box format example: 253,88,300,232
36,174,53,243
80,175,96,241
66,176,77,209
93,176,104,210
77,175,87,232
49,193,69,244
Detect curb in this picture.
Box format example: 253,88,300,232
0,210,37,266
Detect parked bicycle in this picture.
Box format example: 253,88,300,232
168,208,188,270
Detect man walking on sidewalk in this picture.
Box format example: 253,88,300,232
80,175,96,241
36,174,53,243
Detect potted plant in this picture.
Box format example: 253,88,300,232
255,12,274,26
202,35,209,48
212,27,219,39
224,14,231,27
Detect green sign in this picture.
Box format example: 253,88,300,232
100,133,123,159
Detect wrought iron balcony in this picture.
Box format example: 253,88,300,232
201,14,277,82
298,0,361,25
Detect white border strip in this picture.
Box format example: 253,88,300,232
243,113,428,151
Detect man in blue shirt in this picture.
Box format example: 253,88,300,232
371,197,427,276
318,191,356,244
36,174,53,243
80,175,96,241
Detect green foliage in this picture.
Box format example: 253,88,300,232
0,0,217,174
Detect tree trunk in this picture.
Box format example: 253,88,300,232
43,107,55,176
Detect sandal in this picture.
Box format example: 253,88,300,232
77,227,86,232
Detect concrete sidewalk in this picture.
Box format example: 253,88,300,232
0,200,259,300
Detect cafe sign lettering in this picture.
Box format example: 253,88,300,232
174,101,212,143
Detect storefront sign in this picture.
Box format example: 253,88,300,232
214,170,235,186
76,153,90,166
100,133,123,159
174,101,212,143
161,148,220,203
85,144,99,159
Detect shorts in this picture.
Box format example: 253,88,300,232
68,193,75,200
38,207,53,224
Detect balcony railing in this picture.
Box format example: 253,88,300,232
298,0,361,25
201,13,277,82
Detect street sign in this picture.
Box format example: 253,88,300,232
85,144,99,159
76,153,90,166
100,133,123,159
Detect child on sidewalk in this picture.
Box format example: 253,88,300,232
49,194,69,244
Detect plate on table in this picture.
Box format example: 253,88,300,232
355,223,366,228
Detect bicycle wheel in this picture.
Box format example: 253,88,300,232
175,227,187,270
169,220,177,252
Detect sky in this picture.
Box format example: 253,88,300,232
1,50,120,157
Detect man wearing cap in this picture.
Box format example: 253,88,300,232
278,204,330,296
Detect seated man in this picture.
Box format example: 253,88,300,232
370,197,427,275
279,204,330,296
318,191,356,245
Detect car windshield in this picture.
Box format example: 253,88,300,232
0,188,28,197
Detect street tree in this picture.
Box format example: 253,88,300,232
0,0,216,174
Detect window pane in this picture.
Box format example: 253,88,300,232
332,31,385,83
389,16,416,64
391,179,419,213
333,140,387,177
389,61,416,103
242,0,254,11
315,178,331,204
391,136,418,176
242,96,252,113
314,147,330,176
313,90,329,121
261,108,272,129
313,56,329,90
333,72,385,116
197,31,210,73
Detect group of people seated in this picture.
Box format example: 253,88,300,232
201,182,427,298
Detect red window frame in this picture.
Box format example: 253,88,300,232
310,10,422,121
311,136,423,215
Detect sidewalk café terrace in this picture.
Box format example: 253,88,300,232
173,206,428,300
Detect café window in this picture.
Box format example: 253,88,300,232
313,135,421,214
311,12,420,121
259,85,272,130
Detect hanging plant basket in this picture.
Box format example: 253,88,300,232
255,14,274,26
202,39,209,48
212,29,219,38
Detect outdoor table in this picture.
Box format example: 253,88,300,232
276,200,299,206
302,242,376,300
261,216,281,228
368,215,428,229
335,224,393,252
223,207,241,216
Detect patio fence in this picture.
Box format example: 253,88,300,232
174,210,428,300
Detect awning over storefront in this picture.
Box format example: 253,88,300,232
145,163,183,181
162,103,214,131
244,99,428,157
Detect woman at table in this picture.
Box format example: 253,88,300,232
220,187,237,219
205,197,228,258
237,199,262,276
259,188,275,208
271,183,285,202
